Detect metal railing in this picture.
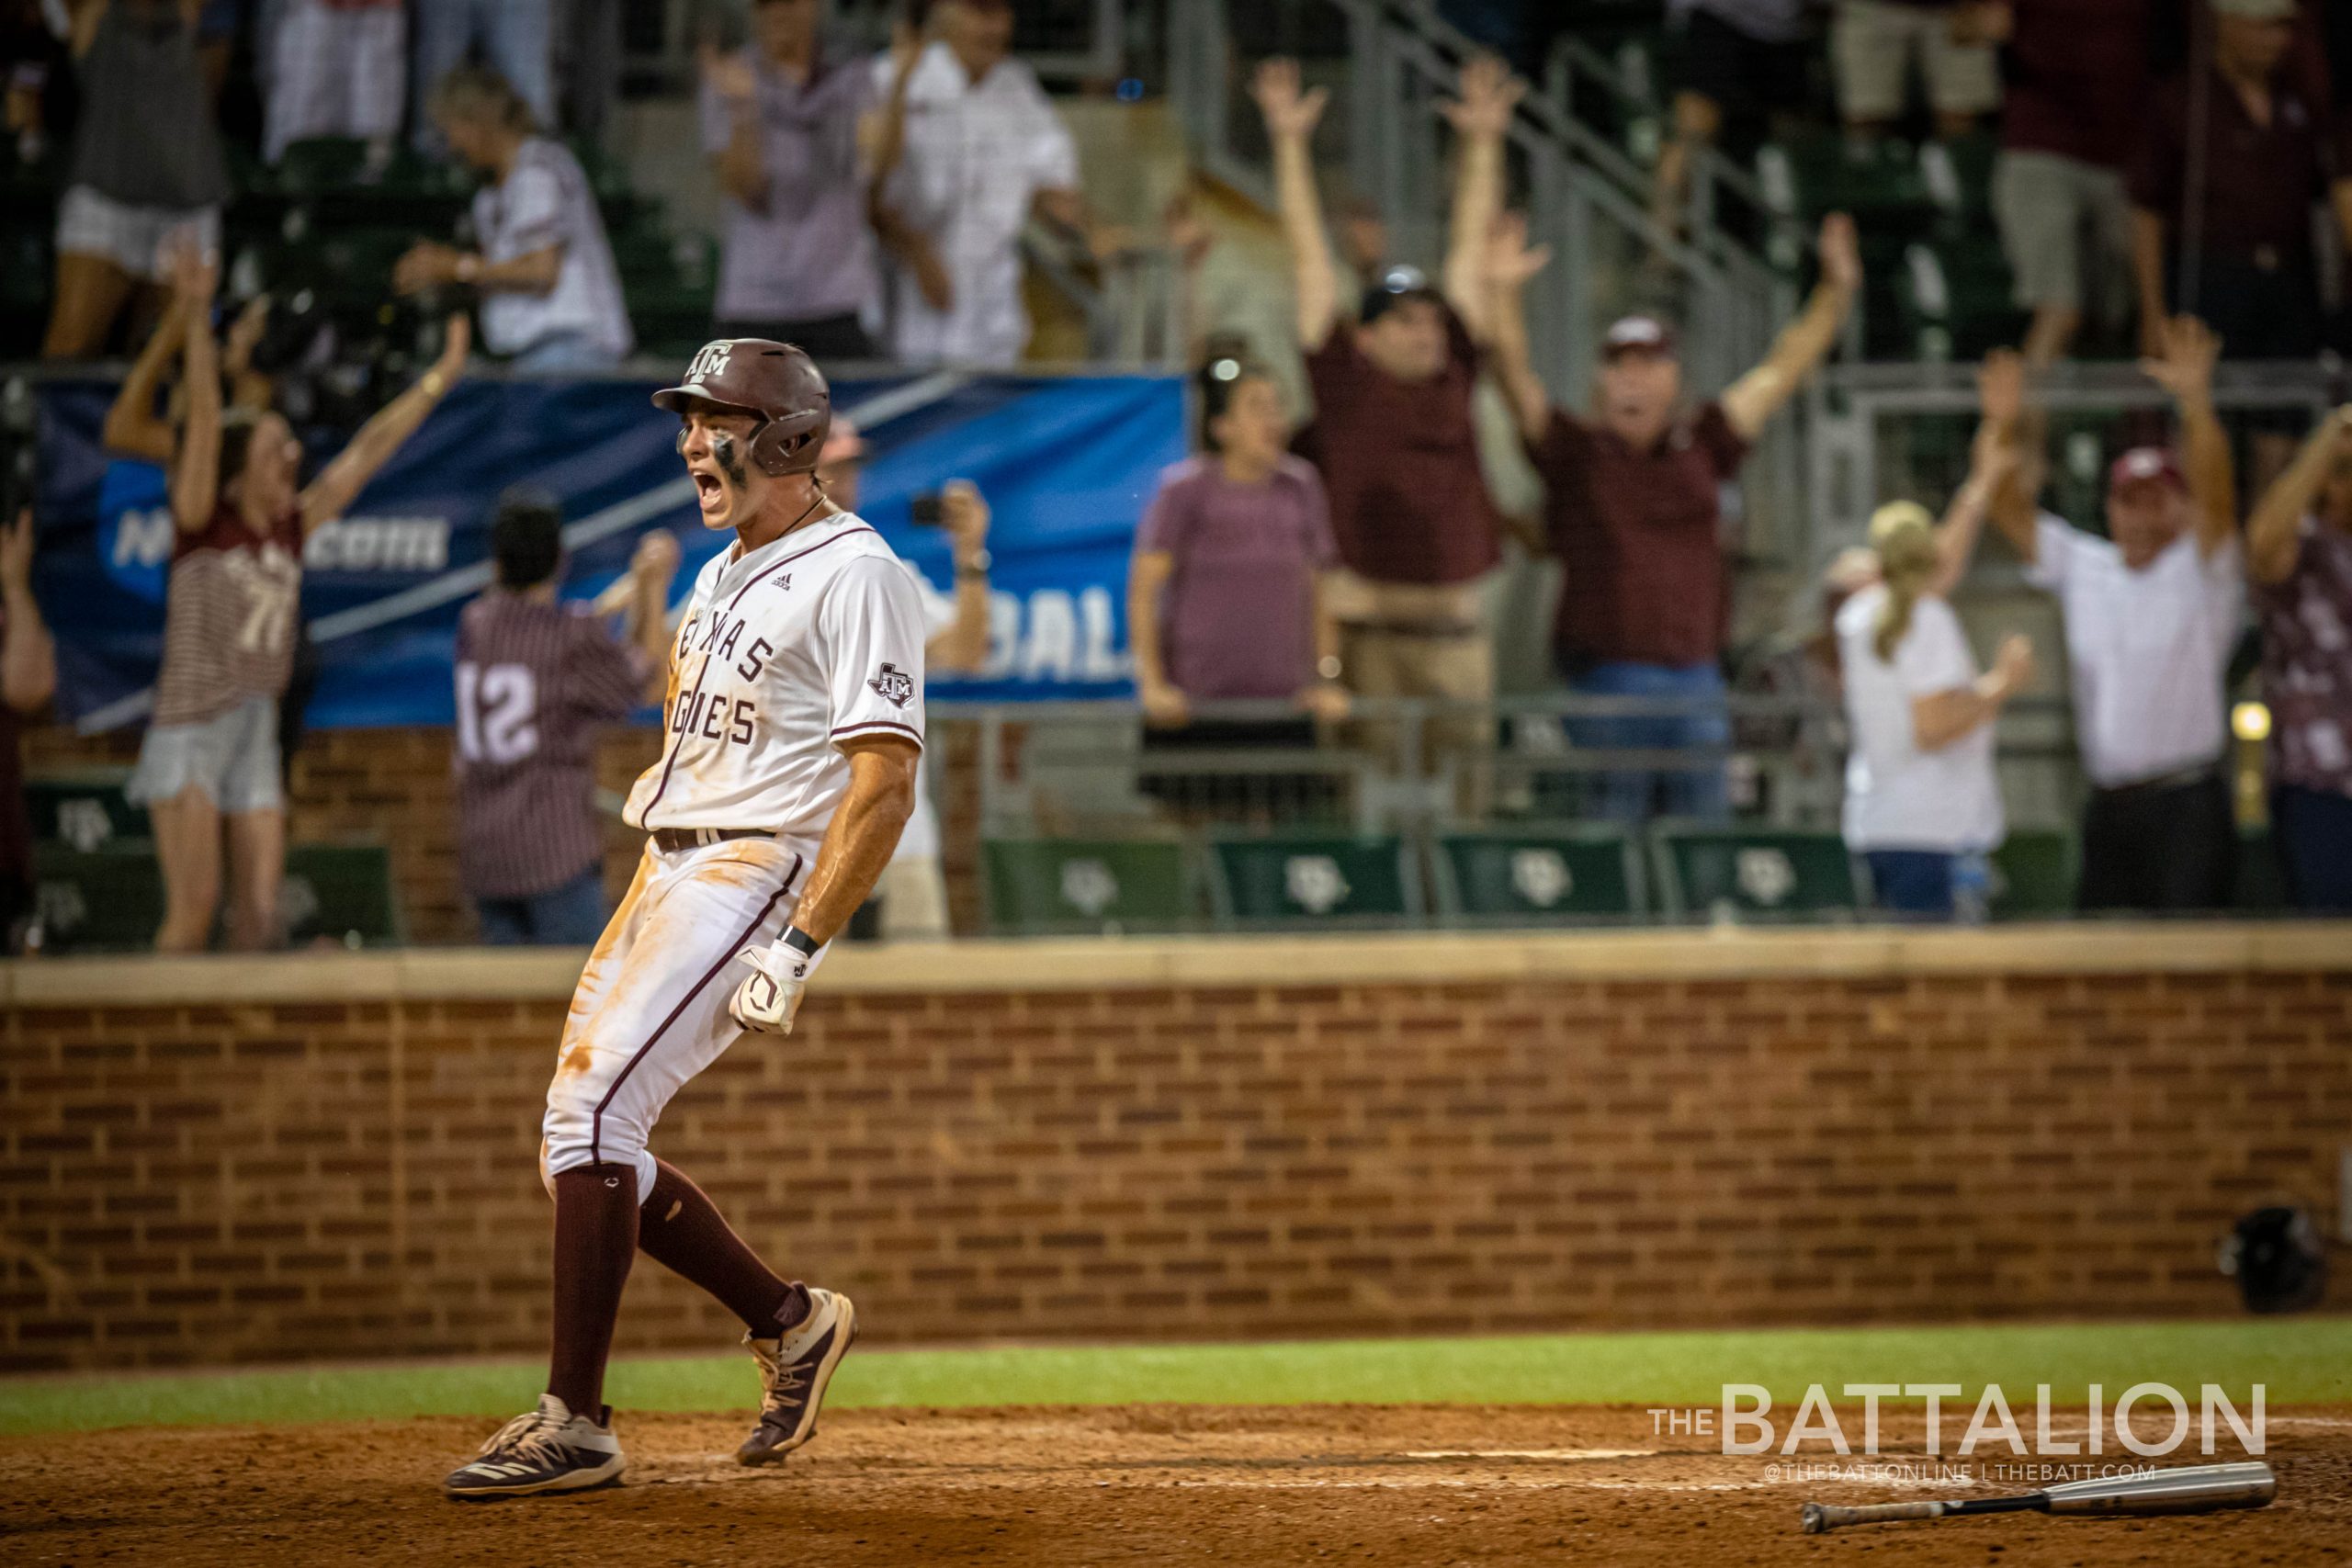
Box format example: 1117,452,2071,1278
1021,232,1187,367
1804,359,2346,577
1161,0,1808,559
956,691,2084,843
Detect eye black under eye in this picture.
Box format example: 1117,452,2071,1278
674,426,690,455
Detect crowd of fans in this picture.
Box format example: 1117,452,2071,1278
10,0,1103,369
6,1,2352,951
1645,0,2352,372
1129,13,2352,925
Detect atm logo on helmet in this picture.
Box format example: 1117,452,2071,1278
687,342,735,384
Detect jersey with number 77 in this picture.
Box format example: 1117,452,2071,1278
623,510,929,838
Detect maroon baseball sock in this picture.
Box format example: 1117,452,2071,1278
546,1164,640,1418
638,1158,808,1336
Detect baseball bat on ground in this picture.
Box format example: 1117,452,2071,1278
1797,1461,2277,1534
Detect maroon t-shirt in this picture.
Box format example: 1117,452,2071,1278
2000,0,2152,170
1299,306,1502,586
2130,65,2346,260
1135,455,1336,700
1532,400,1750,671
453,592,647,900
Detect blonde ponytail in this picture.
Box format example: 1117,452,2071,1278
1868,501,1939,664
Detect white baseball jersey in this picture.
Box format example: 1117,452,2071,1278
624,509,928,835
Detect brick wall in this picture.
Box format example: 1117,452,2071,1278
5,932,2347,1371
26,721,985,944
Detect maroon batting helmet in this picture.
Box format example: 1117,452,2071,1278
652,339,831,477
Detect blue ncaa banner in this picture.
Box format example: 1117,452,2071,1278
33,371,1184,729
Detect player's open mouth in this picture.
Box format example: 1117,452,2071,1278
693,470,724,510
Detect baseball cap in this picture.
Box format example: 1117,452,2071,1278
1359,264,1442,325
2107,446,2188,497
1601,314,1679,360
2211,0,2296,21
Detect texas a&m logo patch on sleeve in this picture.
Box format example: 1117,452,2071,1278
868,663,915,708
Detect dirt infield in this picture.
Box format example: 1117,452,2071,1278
4,1404,2344,1566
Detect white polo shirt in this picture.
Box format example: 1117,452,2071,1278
473,136,635,361
1836,585,2003,852
624,511,927,836
872,42,1079,366
2026,513,2243,789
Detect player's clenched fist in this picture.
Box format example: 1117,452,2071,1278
729,935,824,1035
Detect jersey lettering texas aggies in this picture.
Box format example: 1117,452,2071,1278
622,511,927,836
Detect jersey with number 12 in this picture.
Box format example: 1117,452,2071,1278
623,510,929,837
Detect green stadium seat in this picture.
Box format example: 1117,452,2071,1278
1206,835,1419,927
1433,828,1645,921
29,841,400,952
25,775,149,852
284,844,401,946
271,137,375,194
1919,132,1999,231
29,843,163,953
1651,827,1861,920
1757,130,1935,232
2233,829,2289,914
1893,237,2021,363
983,839,1195,935
1988,829,2076,919
0,220,51,356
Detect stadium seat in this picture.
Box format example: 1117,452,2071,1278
1206,835,1419,927
1918,132,1999,233
1988,829,2076,919
1756,130,1935,234
284,844,401,946
2233,829,2289,914
1893,236,2022,363
983,839,1196,935
1433,828,1645,921
28,844,164,953
25,775,150,852
1650,827,1860,920
0,220,51,357
29,841,400,952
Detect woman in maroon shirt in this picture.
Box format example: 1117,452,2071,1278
1128,359,1349,817
127,265,467,951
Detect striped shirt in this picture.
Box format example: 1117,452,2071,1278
472,136,634,361
453,592,647,900
152,505,303,728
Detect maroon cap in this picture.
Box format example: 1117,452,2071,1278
1601,314,1679,360
2107,446,2187,497
653,338,831,476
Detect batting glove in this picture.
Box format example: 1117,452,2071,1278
729,933,826,1036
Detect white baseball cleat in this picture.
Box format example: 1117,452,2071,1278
737,1286,858,1465
443,1393,626,1500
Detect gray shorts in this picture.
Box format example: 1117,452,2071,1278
55,186,223,282
1993,151,2132,317
1832,0,1999,121
128,695,284,815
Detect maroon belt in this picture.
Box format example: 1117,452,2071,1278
650,827,774,853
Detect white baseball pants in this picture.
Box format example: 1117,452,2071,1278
541,834,809,1195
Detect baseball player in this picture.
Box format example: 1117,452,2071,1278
445,340,928,1499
